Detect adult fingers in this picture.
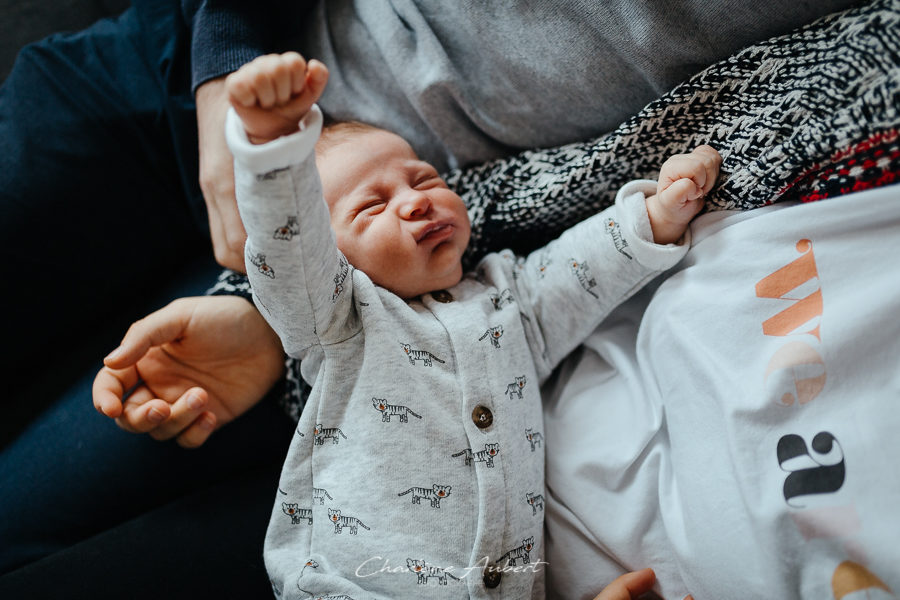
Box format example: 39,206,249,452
203,165,246,271
144,387,214,442
197,77,246,271
209,202,247,271
103,300,195,369
175,411,219,449
116,384,172,434
206,194,228,265
591,568,656,600
92,364,140,418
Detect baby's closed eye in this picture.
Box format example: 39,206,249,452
412,167,445,189
354,199,386,218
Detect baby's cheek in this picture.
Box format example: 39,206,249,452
358,238,406,285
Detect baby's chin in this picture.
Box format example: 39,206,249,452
389,267,464,300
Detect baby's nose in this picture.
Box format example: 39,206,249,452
399,189,431,218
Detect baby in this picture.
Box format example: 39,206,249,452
225,52,719,600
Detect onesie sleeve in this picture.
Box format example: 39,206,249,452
512,179,690,380
225,105,360,359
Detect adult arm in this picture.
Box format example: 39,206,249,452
184,0,317,270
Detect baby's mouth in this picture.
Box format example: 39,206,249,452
416,222,454,243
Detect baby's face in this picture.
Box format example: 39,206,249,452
317,128,471,299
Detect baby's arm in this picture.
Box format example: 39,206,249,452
225,52,328,144
645,145,722,244
224,53,351,358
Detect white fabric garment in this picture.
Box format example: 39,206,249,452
544,184,900,600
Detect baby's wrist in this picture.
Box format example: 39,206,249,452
645,193,688,245
243,106,319,146
246,125,300,146
225,105,322,174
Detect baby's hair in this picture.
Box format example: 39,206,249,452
318,116,380,154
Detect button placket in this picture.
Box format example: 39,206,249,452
434,285,510,592
431,289,454,303
483,568,502,588
471,405,493,429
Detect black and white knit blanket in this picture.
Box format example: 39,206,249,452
210,0,900,420
450,0,899,263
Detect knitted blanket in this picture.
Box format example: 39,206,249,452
449,0,899,264
210,0,900,419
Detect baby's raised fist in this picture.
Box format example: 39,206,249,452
226,52,329,144
646,145,722,244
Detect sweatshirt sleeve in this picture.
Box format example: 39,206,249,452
225,105,360,358
183,0,316,93
512,179,690,379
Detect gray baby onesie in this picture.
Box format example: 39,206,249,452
226,106,688,599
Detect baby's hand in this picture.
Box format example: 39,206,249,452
645,145,721,245
226,52,329,145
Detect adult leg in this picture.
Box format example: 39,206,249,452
0,249,296,574
0,3,206,442
0,455,283,599
0,2,297,582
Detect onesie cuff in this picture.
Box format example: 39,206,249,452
225,104,323,174
614,179,691,271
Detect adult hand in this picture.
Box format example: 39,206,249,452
93,296,285,448
196,77,247,271
592,569,657,600
590,568,694,600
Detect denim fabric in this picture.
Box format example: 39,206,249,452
0,3,205,436
0,6,294,590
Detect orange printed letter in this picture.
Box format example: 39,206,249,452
756,239,822,339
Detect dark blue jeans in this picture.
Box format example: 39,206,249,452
0,3,293,595
1,1,204,423
0,318,295,597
